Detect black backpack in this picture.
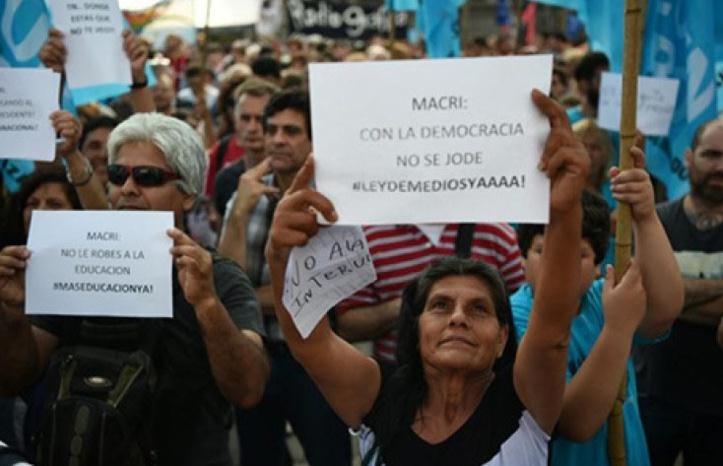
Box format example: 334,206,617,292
34,319,159,466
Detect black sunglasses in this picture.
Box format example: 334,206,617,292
107,164,182,187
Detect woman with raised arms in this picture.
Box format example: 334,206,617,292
264,90,590,466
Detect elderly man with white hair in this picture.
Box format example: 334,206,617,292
0,113,269,466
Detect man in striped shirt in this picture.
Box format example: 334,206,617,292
335,223,524,365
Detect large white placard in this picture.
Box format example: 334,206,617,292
0,68,60,161
50,0,131,90
283,226,376,339
25,211,174,318
598,72,680,136
309,55,553,225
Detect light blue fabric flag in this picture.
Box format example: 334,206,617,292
385,0,419,12
0,0,50,67
641,0,718,201
419,0,466,58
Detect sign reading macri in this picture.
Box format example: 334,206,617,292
309,55,553,225
25,211,174,318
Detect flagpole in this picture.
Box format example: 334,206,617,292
388,0,396,48
200,0,213,69
608,1,646,465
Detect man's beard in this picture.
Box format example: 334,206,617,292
690,169,723,204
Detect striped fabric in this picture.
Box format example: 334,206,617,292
336,224,524,363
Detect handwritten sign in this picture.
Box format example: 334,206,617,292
25,211,173,317
598,72,680,136
309,55,553,225
49,0,131,90
283,226,376,339
0,68,60,162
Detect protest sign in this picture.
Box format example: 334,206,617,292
49,0,131,90
283,226,376,338
598,72,680,136
25,211,174,317
309,55,553,225
0,68,59,161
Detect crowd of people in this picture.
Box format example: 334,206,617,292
0,20,721,466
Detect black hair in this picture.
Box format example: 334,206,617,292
12,165,83,241
79,116,118,150
574,51,610,83
370,257,517,458
518,189,610,265
251,56,281,80
262,87,312,139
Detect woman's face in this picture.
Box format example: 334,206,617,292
23,182,74,234
418,275,508,374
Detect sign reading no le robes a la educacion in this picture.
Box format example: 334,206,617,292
25,211,174,318
309,55,553,225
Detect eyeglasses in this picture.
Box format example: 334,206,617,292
107,164,182,188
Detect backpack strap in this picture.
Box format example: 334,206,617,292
455,224,475,258
215,135,233,171
0,442,31,466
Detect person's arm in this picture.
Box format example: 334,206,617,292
513,90,590,435
50,111,108,210
38,28,65,74
255,285,276,316
123,30,155,114
610,144,683,339
557,264,646,441
0,246,58,396
196,96,217,149
265,156,381,428
679,280,723,325
335,298,401,342
168,228,269,408
218,158,278,268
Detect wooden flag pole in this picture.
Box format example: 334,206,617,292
608,1,646,465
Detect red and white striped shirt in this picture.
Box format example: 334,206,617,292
336,223,524,363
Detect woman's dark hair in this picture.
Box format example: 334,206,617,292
370,257,517,457
11,165,83,241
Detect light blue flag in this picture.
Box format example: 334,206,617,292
535,0,626,72
419,0,466,58
385,0,419,12
0,0,50,67
533,0,580,10
641,0,718,201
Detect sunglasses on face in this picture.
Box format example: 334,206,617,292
107,164,182,188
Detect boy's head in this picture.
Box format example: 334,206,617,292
518,190,610,297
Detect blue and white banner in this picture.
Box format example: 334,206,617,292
418,0,466,58
0,0,50,67
642,0,719,200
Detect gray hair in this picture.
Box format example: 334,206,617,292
107,113,206,195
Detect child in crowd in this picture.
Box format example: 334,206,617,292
512,146,683,466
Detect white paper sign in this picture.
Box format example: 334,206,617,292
309,55,553,225
598,72,680,136
25,211,174,318
50,0,131,89
283,226,376,339
0,68,60,161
